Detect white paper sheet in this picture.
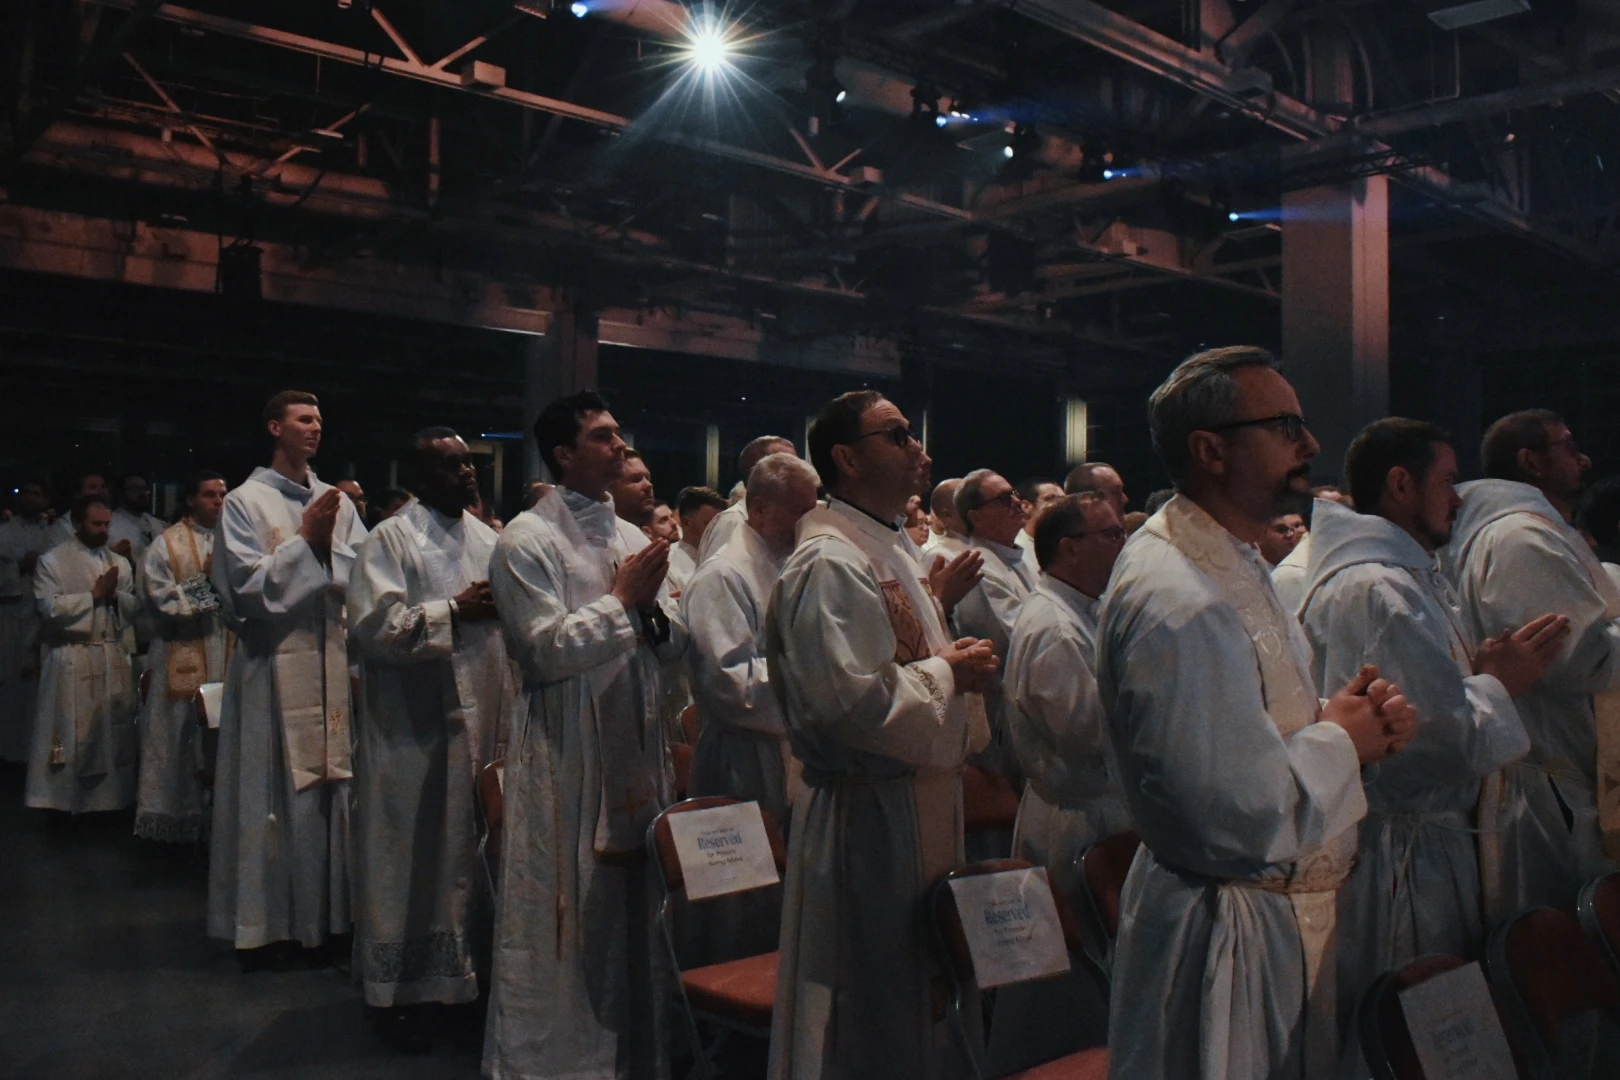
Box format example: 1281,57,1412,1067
667,801,780,901
1398,962,1516,1080
947,867,1071,989
198,681,225,730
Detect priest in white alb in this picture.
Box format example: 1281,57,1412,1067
765,390,997,1080
134,471,231,844
683,453,820,826
210,390,367,967
348,427,516,1043
921,478,969,560
1098,348,1415,1080
484,391,684,1080
0,479,60,764
1446,408,1620,912
695,435,799,565
25,496,140,814
1297,419,1566,1049
667,486,726,597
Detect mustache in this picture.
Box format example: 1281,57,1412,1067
1286,465,1312,480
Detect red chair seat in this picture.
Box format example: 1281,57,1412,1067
681,949,779,1029
962,765,1020,832
671,742,694,801
1005,1047,1110,1080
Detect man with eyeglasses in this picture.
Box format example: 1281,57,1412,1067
765,390,998,1080
1445,408,1620,913
953,469,1038,794
989,493,1132,1063
1097,347,1416,1080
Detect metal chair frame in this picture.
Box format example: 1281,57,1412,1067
1576,872,1620,978
1485,904,1620,1080
647,795,786,1080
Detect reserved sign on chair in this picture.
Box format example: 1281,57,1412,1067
1398,962,1515,1080
948,867,1071,989
667,801,780,901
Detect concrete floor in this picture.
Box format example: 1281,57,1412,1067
0,765,482,1080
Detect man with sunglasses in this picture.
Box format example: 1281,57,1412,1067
953,469,1038,795
765,390,998,1080
1446,408,1620,913
1097,347,1416,1080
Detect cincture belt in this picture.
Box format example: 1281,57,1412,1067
1219,855,1355,896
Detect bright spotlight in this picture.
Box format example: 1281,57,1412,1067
835,89,847,103
687,23,733,73
1227,211,1240,222
1003,145,1015,159
934,113,949,129
569,1,588,15
1102,168,1115,180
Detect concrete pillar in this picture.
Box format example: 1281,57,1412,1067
522,301,600,483
1282,175,1390,485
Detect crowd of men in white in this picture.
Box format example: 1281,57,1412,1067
0,344,1616,1079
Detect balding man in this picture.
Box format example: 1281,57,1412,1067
697,434,800,564
1064,461,1129,520
684,454,821,826
922,478,969,560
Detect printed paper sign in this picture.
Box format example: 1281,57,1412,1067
947,867,1071,989
1398,962,1516,1080
667,801,780,901
198,682,225,730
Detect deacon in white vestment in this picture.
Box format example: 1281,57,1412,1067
667,486,726,598
1271,531,1311,613
952,471,1036,793
695,435,800,566
1099,349,1413,1080
1298,423,1570,1042
683,455,820,826
484,392,684,1080
766,391,996,1080
110,476,167,563
134,474,232,843
25,498,139,814
921,479,968,561
988,494,1130,1072
349,430,518,1013
1444,409,1620,911
0,481,59,763
209,391,366,956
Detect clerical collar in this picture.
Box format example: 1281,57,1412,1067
829,496,900,532
1039,572,1100,619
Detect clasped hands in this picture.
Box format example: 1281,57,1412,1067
1321,665,1417,766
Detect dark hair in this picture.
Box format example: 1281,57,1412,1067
533,390,611,477
1579,477,1620,552
118,471,149,489
186,470,226,498
1015,478,1057,503
1142,488,1175,516
381,486,413,506
1344,418,1452,514
406,426,461,483
622,447,644,463
807,390,885,491
1063,461,1117,495
263,390,320,427
677,486,728,517
71,494,111,523
1148,346,1280,482
1034,492,1105,571
1481,409,1563,482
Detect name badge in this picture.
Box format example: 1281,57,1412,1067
947,867,1071,989
1398,962,1515,1080
666,801,780,901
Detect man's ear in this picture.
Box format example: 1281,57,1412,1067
1186,431,1227,477
1516,446,1541,482
831,443,859,482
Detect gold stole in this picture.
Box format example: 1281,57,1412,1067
163,521,211,701
1146,495,1357,1074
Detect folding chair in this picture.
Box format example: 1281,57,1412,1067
477,759,506,897
932,858,1110,1080
1576,872,1620,977
1080,830,1140,945
1486,905,1620,1079
648,796,786,1080
1358,954,1519,1080
671,743,694,802
963,764,1020,834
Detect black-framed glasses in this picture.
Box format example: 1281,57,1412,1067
980,490,1020,510
848,425,920,449
1207,413,1308,442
